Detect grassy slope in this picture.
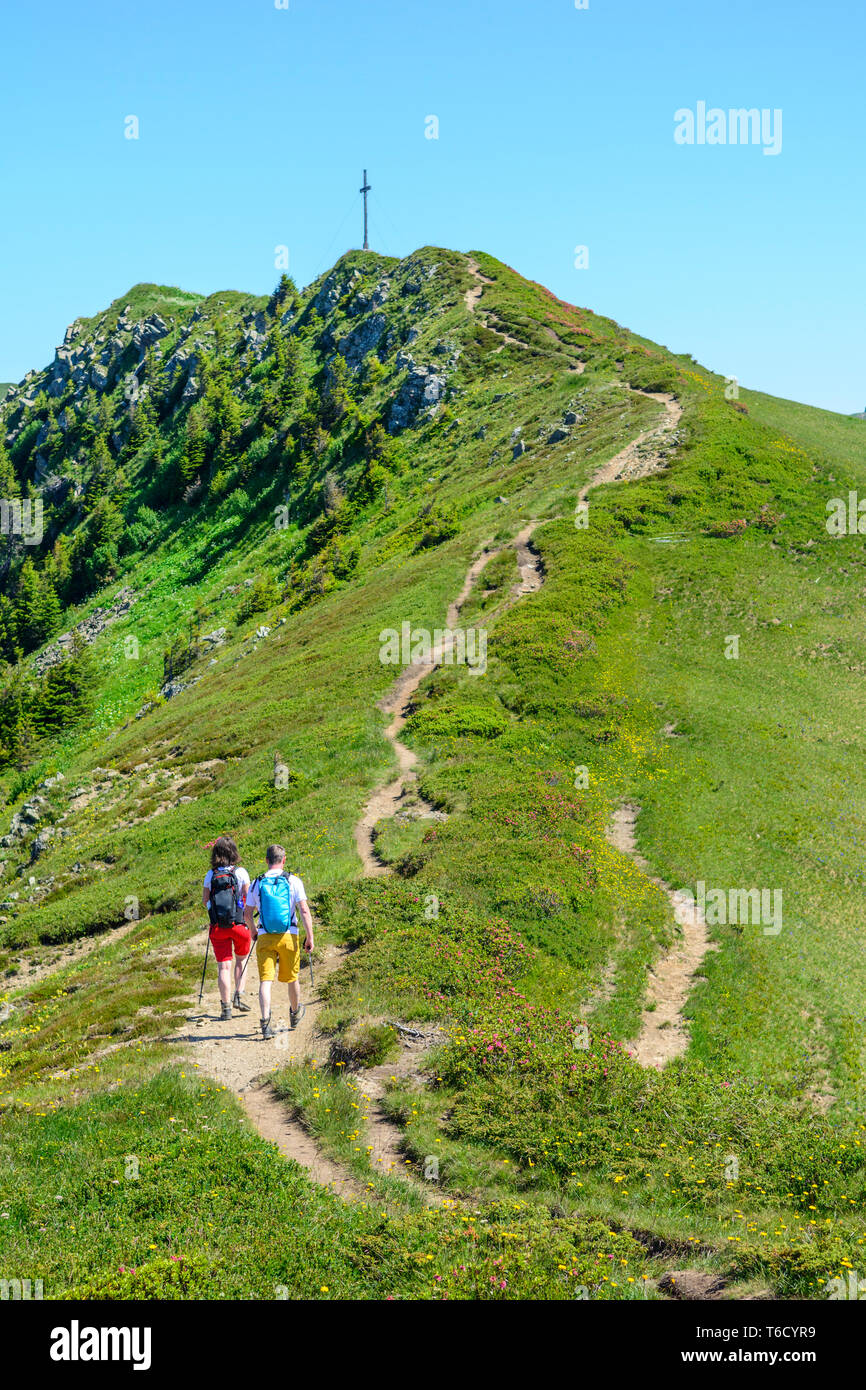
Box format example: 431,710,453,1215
1,250,864,1299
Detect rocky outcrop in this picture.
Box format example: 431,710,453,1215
132,313,169,352
163,346,198,386
312,271,345,318
337,312,387,370
388,359,448,432
242,311,267,351
30,826,56,862
32,588,136,675
0,794,49,848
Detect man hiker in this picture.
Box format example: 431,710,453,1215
202,835,252,1021
244,844,314,1040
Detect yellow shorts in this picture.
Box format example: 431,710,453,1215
256,931,300,984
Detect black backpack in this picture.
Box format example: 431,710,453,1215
208,868,246,927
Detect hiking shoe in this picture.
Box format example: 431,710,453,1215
290,1002,306,1030
233,992,251,1013
220,1002,232,1021
261,1015,275,1040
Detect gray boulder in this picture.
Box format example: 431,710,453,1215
312,271,344,318
163,347,197,380
51,347,74,380
132,313,169,351
30,827,55,862
388,364,447,433
337,312,387,370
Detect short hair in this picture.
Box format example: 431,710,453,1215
266,844,286,866
211,835,239,870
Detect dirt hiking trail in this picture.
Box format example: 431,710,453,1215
464,256,585,371
354,524,543,875
607,803,718,1068
180,525,544,1203
174,940,365,1200
579,393,683,503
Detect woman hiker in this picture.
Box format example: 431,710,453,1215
202,835,253,1020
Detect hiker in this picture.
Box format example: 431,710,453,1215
202,835,252,1021
244,844,314,1040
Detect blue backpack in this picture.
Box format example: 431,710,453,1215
255,872,297,933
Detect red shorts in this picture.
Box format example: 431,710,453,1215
209,923,252,962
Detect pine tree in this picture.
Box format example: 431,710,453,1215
178,404,207,487
46,535,72,605
320,355,351,428
13,559,44,651
37,572,62,641
0,442,21,498
84,433,115,507
280,336,305,413
128,395,156,453
268,272,299,316
37,635,96,734
0,595,17,662
11,706,38,771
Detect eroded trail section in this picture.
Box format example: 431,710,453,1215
351,553,491,879
580,392,683,503
464,256,585,372
607,804,717,1069
173,943,368,1199
179,527,544,1204
13,917,142,992
354,526,543,876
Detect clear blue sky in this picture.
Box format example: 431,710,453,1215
1,0,863,412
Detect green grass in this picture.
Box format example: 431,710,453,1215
0,1065,661,1300
1,245,865,1299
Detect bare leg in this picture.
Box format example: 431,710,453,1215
217,959,232,1005
234,953,249,998
259,979,272,1020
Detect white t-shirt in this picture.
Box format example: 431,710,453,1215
204,866,251,906
246,867,307,936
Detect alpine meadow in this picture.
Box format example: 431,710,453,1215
2,240,866,1308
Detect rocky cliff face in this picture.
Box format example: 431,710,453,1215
0,250,469,514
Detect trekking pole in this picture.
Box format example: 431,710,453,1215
308,946,315,991
238,936,256,990
197,929,211,1005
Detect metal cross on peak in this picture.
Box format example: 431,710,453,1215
359,169,371,250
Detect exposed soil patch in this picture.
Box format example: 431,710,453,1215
607,803,718,1069
10,917,143,992
579,392,683,503
354,526,543,878
464,256,585,372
